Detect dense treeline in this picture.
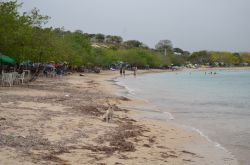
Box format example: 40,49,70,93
189,51,250,67
0,1,249,68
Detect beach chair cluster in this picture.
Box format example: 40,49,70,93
1,71,28,87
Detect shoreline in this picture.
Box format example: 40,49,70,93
0,69,239,164
101,69,239,164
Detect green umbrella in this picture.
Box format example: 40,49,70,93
0,53,16,64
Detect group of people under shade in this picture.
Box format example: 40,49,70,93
119,66,137,77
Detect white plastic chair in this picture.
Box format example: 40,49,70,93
17,72,25,84
1,72,13,87
12,72,19,85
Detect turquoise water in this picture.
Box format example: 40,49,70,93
116,69,250,165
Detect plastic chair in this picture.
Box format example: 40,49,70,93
18,72,25,84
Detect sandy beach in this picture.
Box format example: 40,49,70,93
0,70,238,165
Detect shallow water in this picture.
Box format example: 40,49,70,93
116,69,250,165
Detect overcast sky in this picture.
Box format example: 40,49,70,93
21,0,250,52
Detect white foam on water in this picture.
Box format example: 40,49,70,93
124,86,135,95
188,126,232,153
163,111,175,120
113,78,136,95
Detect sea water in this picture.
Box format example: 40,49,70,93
116,69,250,165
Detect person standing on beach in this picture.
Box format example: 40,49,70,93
120,67,123,76
122,68,125,76
133,66,137,77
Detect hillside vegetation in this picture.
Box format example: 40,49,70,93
1,1,249,68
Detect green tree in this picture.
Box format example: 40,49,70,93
189,51,211,64
155,40,173,56
0,1,49,62
123,40,143,48
210,52,240,66
105,35,123,45
240,53,250,64
95,33,105,43
173,48,184,54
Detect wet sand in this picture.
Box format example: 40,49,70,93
0,70,237,164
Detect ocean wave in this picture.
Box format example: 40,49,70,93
163,111,175,120
188,126,232,154
112,79,136,95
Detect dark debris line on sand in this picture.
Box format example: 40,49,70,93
0,133,70,164
0,77,147,164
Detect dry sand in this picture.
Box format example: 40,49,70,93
0,70,237,165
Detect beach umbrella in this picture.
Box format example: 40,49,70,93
46,64,55,68
0,53,16,64
54,63,63,67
